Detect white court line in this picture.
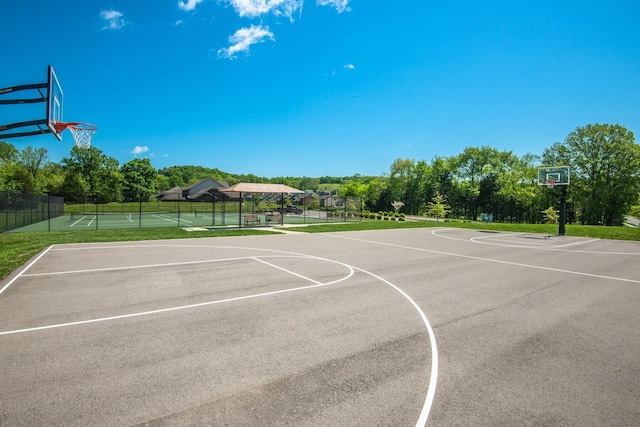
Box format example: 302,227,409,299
22,256,265,277
354,266,438,427
432,229,639,255
0,245,54,296
0,281,340,337
470,232,522,241
70,216,87,227
470,233,552,247
555,238,600,248
1,243,437,426
331,234,640,284
253,257,324,285
152,214,192,225
470,233,600,248
0,255,354,337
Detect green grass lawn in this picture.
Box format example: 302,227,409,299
1,219,638,282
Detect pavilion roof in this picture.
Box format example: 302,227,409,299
220,183,303,194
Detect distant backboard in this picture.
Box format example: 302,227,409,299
538,166,570,186
47,66,64,141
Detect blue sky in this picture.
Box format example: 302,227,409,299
2,1,639,177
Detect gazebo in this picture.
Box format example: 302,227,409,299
221,183,303,226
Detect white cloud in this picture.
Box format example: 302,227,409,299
100,9,127,30
178,0,205,11
175,19,184,26
131,146,150,155
316,0,350,13
227,0,303,21
217,25,275,59
343,63,355,69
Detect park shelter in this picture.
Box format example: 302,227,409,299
221,183,303,226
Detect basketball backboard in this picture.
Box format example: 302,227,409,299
538,166,570,186
0,65,63,140
47,66,64,141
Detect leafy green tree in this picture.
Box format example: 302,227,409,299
491,153,540,223
0,143,46,193
340,180,367,198
308,193,320,210
61,146,121,203
155,174,171,192
425,192,450,221
121,158,158,201
453,146,510,220
0,142,19,191
387,158,414,207
544,124,640,225
542,206,559,224
363,177,387,212
0,142,18,165
430,156,457,215
59,172,87,204
42,163,67,196
299,176,320,191
18,146,49,182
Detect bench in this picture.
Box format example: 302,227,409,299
244,214,260,226
265,213,281,225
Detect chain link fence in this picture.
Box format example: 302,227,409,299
5,194,362,232
1,192,64,233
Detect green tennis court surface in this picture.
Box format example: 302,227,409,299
9,210,350,232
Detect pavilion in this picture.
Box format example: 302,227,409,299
221,183,303,226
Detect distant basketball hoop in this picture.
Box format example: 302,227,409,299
545,178,556,189
54,122,97,149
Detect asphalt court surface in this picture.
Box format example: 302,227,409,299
1,227,639,426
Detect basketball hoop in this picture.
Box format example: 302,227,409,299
54,122,97,149
545,179,556,189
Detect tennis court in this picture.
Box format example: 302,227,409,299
1,227,639,425
9,209,351,232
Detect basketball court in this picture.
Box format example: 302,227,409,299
1,227,639,426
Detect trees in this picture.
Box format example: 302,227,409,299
453,146,512,220
61,146,122,203
383,158,432,215
426,192,450,221
0,143,54,193
544,124,640,225
121,158,158,201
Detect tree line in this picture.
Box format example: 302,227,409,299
1,123,638,226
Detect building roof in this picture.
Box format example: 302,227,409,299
220,183,303,194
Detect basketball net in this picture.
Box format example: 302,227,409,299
54,122,97,149
546,179,556,189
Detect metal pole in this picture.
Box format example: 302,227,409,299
95,195,99,230
47,193,51,232
559,186,567,236
222,193,226,226
281,193,285,225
